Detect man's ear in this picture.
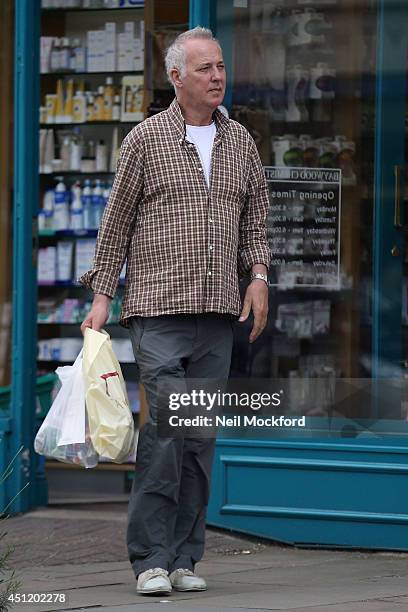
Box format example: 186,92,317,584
171,68,183,89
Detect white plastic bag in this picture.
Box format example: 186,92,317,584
34,350,98,468
83,328,135,463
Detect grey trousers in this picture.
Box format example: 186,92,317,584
127,313,233,578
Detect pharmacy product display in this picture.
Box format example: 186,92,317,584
38,178,112,231
40,77,143,125
40,20,144,74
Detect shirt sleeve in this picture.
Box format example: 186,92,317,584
78,133,144,297
237,136,271,278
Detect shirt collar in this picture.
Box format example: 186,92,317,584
166,97,229,143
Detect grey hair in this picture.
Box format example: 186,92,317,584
164,26,220,87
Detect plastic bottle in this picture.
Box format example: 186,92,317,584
82,179,93,230
92,179,104,228
50,38,61,73
60,136,71,171
70,128,83,170
55,79,65,123
94,86,105,121
86,94,94,122
60,38,70,71
70,181,84,230
112,94,121,121
103,77,114,121
64,79,74,122
96,140,108,171
73,91,86,123
54,176,70,230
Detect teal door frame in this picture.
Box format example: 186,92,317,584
9,0,40,513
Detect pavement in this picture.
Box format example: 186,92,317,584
2,502,408,612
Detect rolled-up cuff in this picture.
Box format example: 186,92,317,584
78,268,118,298
238,245,271,278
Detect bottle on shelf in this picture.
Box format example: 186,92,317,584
60,38,71,72
70,128,83,171
55,79,65,123
72,90,86,123
54,176,70,231
94,86,105,121
50,38,61,73
82,179,93,230
92,179,104,228
70,181,84,231
86,93,95,122
112,94,121,121
103,77,114,121
96,140,108,171
60,136,71,171
64,79,74,122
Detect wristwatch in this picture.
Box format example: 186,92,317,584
250,272,268,286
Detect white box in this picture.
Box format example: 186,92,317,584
87,30,99,72
133,37,143,71
118,33,133,71
40,37,55,74
57,241,73,282
96,29,106,72
75,239,96,280
105,22,117,71
38,247,57,284
124,21,135,37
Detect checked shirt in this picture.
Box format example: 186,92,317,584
79,98,270,326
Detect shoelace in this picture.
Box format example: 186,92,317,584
141,567,169,582
172,569,195,577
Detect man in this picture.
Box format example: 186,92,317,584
80,27,270,597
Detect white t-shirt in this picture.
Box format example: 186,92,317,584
185,122,216,188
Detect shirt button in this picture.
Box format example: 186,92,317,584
208,271,212,276
209,245,213,250
198,167,203,172
209,218,214,223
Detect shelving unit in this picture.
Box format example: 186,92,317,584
37,3,147,484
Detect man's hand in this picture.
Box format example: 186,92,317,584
239,280,268,343
80,294,112,335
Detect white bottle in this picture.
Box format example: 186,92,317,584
82,179,93,230
50,38,61,73
112,95,121,121
54,176,70,230
96,140,108,171
70,130,83,171
60,38,71,72
60,136,71,171
92,179,104,228
70,181,84,230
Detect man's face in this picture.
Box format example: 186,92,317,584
173,38,226,112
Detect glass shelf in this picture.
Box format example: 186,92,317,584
40,171,115,177
40,120,138,128
41,6,143,14
40,70,143,77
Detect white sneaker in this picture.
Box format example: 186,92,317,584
169,568,207,591
136,567,172,595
